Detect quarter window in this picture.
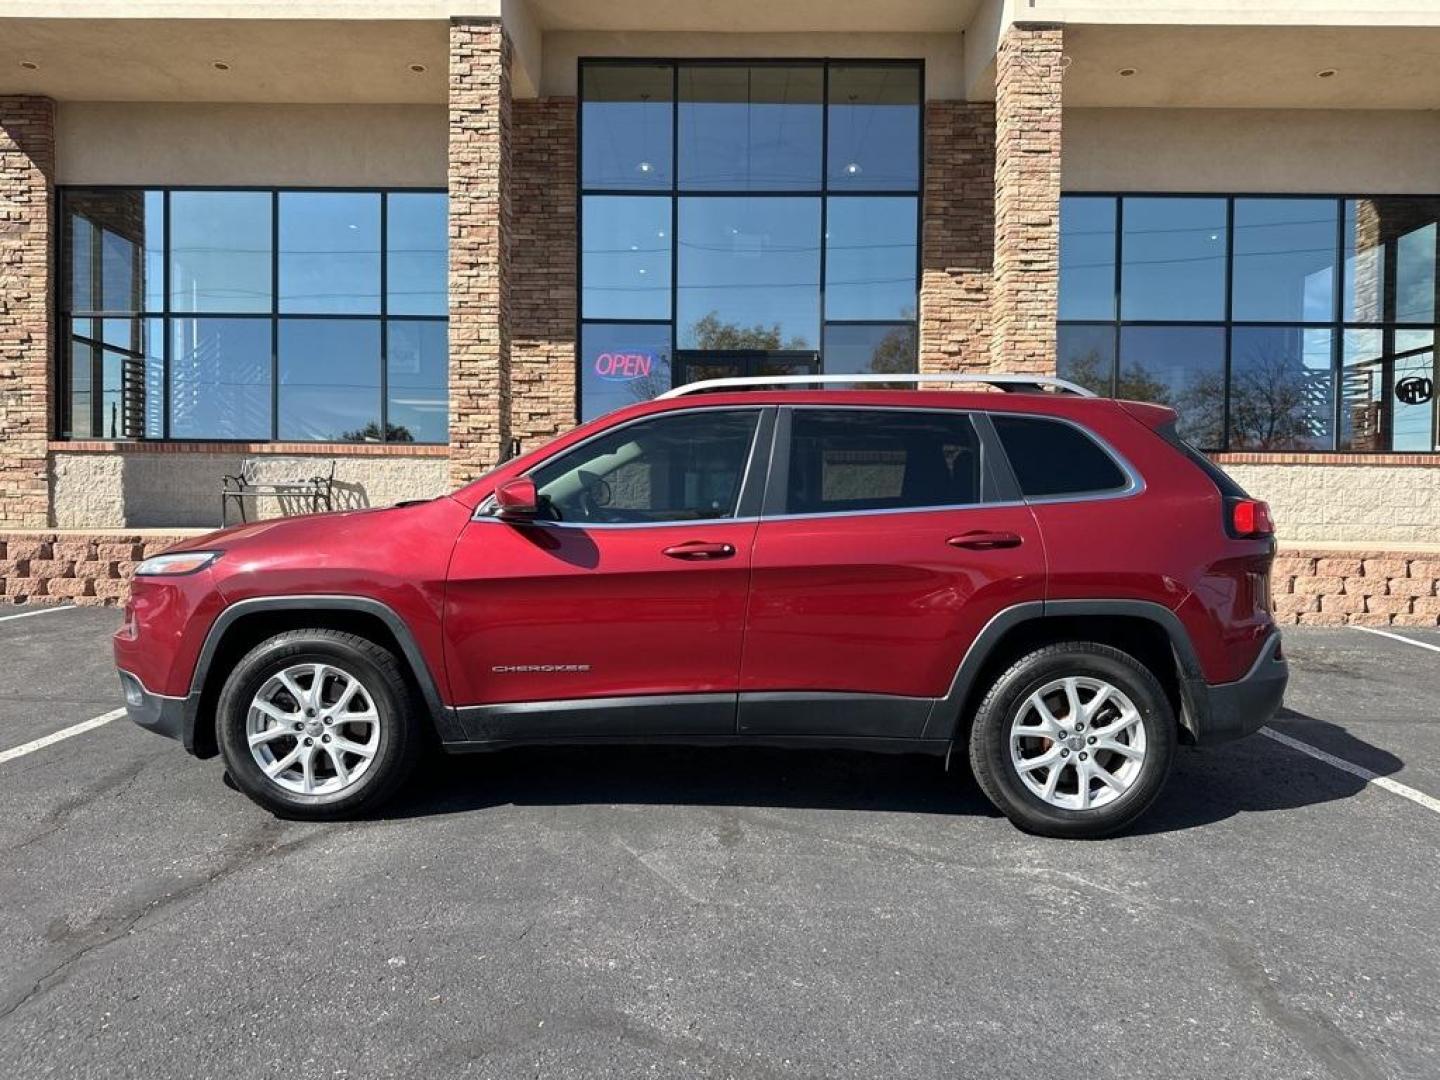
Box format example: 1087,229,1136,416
531,410,759,524
783,409,983,515
991,415,1128,499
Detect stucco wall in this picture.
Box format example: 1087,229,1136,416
1063,108,1440,194
50,452,451,529
55,102,447,187
1220,463,1440,546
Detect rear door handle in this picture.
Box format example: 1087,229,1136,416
662,541,736,561
947,530,1023,550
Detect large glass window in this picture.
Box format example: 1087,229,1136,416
580,59,922,422
1059,194,1440,453
59,188,447,442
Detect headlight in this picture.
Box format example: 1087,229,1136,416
134,551,222,577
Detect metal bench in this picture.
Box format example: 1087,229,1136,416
221,459,336,525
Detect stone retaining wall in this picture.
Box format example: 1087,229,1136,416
0,533,191,605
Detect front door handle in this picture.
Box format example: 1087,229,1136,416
662,541,736,561
947,530,1023,550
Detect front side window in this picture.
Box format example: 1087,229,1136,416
579,59,922,422
59,187,447,443
531,410,759,524
783,409,982,516
1059,193,1440,453
992,415,1128,499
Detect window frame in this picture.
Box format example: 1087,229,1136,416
576,57,925,424
488,405,775,528
1058,190,1440,455
760,405,1016,520
55,185,449,445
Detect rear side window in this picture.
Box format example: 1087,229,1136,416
784,409,983,515
992,414,1128,498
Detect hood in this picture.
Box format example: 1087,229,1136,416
162,502,433,554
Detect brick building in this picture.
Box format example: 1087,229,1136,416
1,0,1438,622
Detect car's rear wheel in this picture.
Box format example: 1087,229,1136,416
216,629,422,818
967,642,1176,839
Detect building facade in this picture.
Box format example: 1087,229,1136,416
2,0,1439,622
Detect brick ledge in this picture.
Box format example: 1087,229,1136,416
50,441,450,458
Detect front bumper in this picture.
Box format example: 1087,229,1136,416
117,669,191,746
1183,631,1289,745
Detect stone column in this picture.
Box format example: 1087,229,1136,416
919,102,996,375
448,19,513,486
509,97,577,447
990,24,1064,376
0,96,54,528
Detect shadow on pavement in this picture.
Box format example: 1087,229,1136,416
373,707,1403,835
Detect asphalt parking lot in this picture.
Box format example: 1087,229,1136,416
0,606,1437,1080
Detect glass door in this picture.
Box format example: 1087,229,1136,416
675,350,820,389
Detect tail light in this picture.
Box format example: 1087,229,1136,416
1228,498,1274,538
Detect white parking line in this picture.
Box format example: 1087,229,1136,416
1351,624,1440,655
1260,727,1440,816
0,709,127,766
0,605,76,624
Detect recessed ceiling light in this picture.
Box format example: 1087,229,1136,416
212,60,231,71
1316,68,1338,79
1117,67,1138,77
20,60,39,71
409,63,427,74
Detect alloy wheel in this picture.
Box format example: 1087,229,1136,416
246,663,381,795
1008,676,1147,811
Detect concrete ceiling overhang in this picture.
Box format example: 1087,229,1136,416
1059,24,1440,110
525,0,975,33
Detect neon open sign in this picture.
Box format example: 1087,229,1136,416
594,352,659,381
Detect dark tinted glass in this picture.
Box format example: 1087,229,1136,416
277,319,381,441
678,65,823,191
279,192,382,314
387,319,448,443
1228,326,1335,451
822,323,917,381
170,191,272,313
824,196,916,320
582,64,673,191
1059,196,1116,320
826,65,920,191
387,193,448,316
169,317,272,439
1231,198,1336,322
1121,197,1227,321
532,410,758,524
677,196,821,348
1118,325,1226,449
580,322,673,422
992,415,1127,498
1057,324,1115,396
785,409,982,515
581,196,672,320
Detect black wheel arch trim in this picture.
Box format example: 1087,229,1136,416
180,594,460,756
922,598,1210,743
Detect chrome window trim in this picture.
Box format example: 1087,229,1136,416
474,405,768,525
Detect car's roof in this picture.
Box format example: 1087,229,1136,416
630,388,1126,418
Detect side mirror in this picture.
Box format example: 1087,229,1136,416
494,476,539,519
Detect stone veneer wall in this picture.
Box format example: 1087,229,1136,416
989,25,1063,376
509,96,578,447
1220,461,1440,546
919,102,995,375
448,18,513,486
1273,550,1440,627
0,96,54,528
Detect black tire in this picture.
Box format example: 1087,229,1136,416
216,629,422,819
967,642,1176,839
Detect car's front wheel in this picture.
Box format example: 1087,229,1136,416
216,629,422,818
967,642,1176,839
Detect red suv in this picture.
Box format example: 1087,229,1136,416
114,379,1287,838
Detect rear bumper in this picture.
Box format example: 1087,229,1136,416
1183,631,1288,745
117,669,194,749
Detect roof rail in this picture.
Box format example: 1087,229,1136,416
656,373,1097,399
